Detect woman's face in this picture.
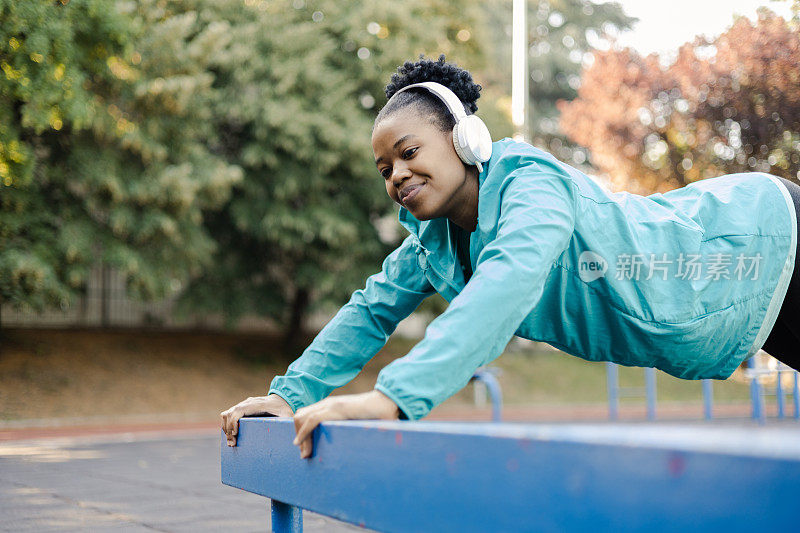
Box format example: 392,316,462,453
372,111,472,221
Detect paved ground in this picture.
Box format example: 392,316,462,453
0,429,371,532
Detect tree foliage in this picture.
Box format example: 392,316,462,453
559,9,800,193
165,0,492,341
1,0,128,310
0,0,242,318
481,0,635,164
0,0,501,342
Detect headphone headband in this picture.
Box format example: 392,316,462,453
393,81,469,120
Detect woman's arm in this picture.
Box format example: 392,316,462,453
284,169,576,457
375,169,577,420
287,168,577,458
267,233,436,413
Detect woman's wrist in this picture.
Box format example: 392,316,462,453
369,389,400,420
267,392,294,416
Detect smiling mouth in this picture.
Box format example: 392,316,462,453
400,184,424,204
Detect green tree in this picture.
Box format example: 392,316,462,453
480,0,635,164
0,0,241,333
0,0,133,327
172,0,493,350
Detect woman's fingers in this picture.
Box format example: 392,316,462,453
292,408,321,459
291,398,351,459
299,436,312,459
220,397,263,446
219,408,237,446
230,416,239,440
220,410,229,436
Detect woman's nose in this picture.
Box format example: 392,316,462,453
391,165,411,187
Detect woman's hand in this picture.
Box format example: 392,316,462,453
220,393,294,447
293,390,400,459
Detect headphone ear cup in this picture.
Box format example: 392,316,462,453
452,122,474,166
453,116,492,169
460,115,493,163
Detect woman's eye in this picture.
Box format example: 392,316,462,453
403,147,417,158
380,168,391,179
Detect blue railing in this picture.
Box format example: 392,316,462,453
745,358,800,424
222,418,800,532
470,368,503,421
606,360,800,422
606,363,663,420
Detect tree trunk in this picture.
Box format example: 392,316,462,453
79,282,88,327
282,287,309,356
101,262,110,328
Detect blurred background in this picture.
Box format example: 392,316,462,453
2,0,799,427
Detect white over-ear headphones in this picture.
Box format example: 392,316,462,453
391,81,492,173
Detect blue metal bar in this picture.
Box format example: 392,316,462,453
749,358,765,424
471,369,503,422
645,367,656,420
702,379,713,420
750,378,764,423
222,419,800,532
606,362,619,420
777,367,785,420
271,500,302,533
794,371,799,420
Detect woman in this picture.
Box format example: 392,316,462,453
221,55,800,459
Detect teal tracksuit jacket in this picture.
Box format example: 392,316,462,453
269,137,797,421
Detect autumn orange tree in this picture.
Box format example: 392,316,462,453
559,9,800,194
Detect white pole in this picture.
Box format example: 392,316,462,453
511,0,528,142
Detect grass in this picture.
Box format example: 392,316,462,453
490,342,752,405
0,328,754,423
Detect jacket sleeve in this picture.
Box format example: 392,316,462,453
268,233,436,412
374,170,577,420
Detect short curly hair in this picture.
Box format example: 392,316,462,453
374,54,482,133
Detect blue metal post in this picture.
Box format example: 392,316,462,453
702,379,713,420
749,358,765,424
794,371,799,420
472,369,503,422
606,362,619,420
272,500,302,533
777,366,785,420
645,367,657,421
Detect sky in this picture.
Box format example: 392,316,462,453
610,0,794,57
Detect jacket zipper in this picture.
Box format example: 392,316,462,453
412,237,463,294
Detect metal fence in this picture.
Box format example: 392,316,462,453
0,263,274,331
0,263,430,336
